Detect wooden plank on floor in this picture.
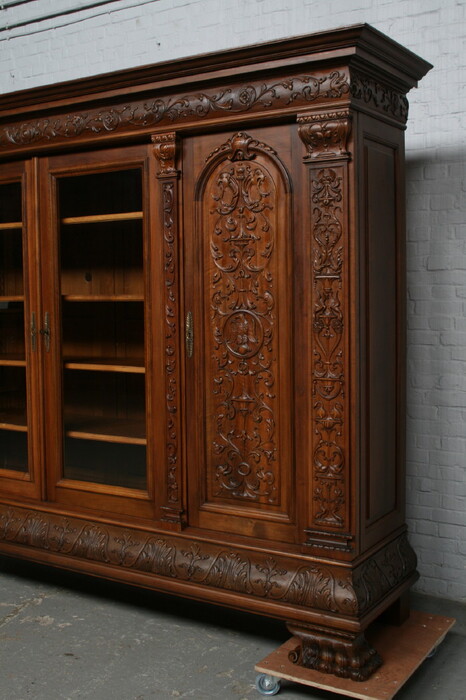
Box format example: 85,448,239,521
254,610,455,700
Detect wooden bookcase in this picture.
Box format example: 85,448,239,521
0,25,431,681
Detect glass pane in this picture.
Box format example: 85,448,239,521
0,431,28,473
60,221,144,298
0,302,25,360
59,170,142,218
0,180,29,474
58,168,147,490
63,439,146,490
62,370,146,489
0,182,22,225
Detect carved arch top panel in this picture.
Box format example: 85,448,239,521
196,132,293,514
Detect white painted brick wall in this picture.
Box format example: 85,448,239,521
0,0,465,602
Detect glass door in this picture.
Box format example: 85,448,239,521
0,162,40,497
42,147,156,517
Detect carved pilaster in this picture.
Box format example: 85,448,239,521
298,114,351,539
152,133,184,527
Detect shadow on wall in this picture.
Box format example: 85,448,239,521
404,146,466,599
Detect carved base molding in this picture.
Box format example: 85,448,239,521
287,622,382,681
0,504,416,625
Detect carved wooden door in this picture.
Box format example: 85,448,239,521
184,128,297,543
0,160,42,501
38,145,165,519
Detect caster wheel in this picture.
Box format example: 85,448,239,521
255,673,281,696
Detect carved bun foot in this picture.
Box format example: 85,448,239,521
286,623,382,682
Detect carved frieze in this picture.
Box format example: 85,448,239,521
353,533,418,614
0,504,357,616
350,72,409,122
0,505,417,619
0,70,349,153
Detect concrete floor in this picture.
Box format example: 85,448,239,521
0,555,465,700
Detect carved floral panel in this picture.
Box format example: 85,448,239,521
200,144,289,508
310,166,347,528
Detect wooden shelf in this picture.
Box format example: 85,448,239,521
0,411,27,432
65,414,146,445
64,357,145,373
61,212,143,225
62,295,144,302
0,296,24,303
0,355,26,367
0,222,22,231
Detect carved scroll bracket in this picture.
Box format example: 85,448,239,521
297,110,351,162
152,132,180,178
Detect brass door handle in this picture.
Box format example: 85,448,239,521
185,311,193,359
31,312,37,352
40,311,51,352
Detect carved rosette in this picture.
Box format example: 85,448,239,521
298,113,351,535
204,134,279,503
152,133,183,524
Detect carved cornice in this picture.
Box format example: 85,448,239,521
350,71,409,122
297,110,351,161
0,70,350,153
152,132,179,177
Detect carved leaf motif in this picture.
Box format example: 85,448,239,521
254,558,287,596
284,566,336,610
0,506,417,619
180,544,211,579
134,538,177,577
17,514,49,548
0,509,19,540
206,157,279,503
70,524,110,562
204,551,252,592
